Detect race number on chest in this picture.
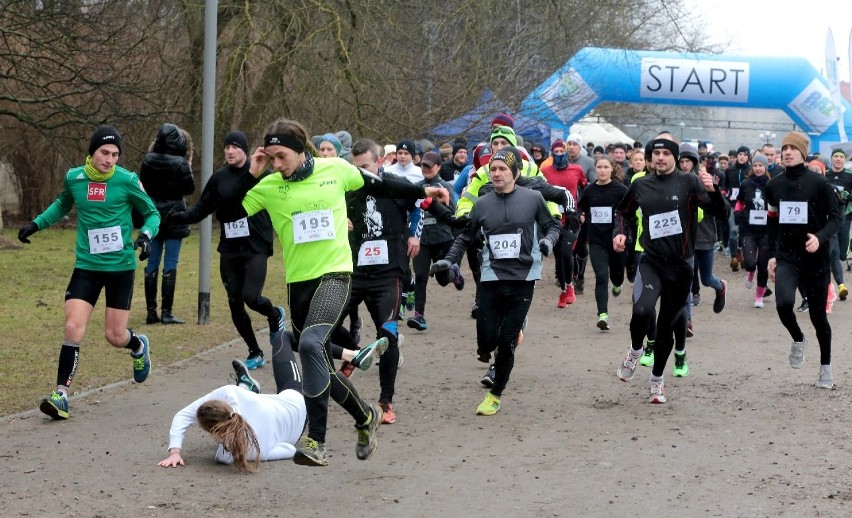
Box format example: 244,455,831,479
293,210,335,244
779,201,807,224
88,226,123,254
591,206,612,224
648,210,682,239
488,233,521,259
357,240,389,266
224,217,250,238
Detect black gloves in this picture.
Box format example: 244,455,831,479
430,259,452,277
18,222,38,244
134,233,151,261
539,238,553,257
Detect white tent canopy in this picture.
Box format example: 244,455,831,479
550,116,634,147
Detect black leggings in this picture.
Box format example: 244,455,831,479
630,255,693,377
742,234,771,288
219,252,277,357
476,280,535,398
555,224,576,289
589,242,626,314
288,273,370,444
271,330,303,393
412,241,452,315
774,260,832,365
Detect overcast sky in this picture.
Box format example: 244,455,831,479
686,0,852,80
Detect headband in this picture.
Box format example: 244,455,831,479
265,133,305,153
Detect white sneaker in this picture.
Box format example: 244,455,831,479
397,333,404,368
754,297,764,308
649,378,666,404
789,338,806,369
617,348,642,381
816,365,833,389
745,273,754,289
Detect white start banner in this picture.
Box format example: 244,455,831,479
640,57,749,103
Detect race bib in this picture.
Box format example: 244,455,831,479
749,210,768,226
779,201,808,224
591,206,612,224
730,187,740,200
292,210,335,244
648,210,682,239
224,217,250,238
357,240,389,266
422,216,437,226
488,233,521,259
88,226,123,254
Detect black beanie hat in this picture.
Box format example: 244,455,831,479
88,126,122,156
223,130,249,154
737,145,751,156
397,139,416,155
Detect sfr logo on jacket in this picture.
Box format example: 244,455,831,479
87,183,106,202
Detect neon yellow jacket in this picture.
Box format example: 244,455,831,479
457,159,560,217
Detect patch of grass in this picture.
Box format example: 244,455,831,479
0,227,288,416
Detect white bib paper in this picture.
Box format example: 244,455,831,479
779,201,808,224
357,240,389,266
749,210,768,226
88,226,123,254
591,206,612,224
292,210,335,244
224,217,250,238
730,187,739,200
648,210,683,239
488,233,521,259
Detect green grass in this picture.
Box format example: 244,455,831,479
0,226,287,416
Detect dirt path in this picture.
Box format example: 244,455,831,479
3,256,852,517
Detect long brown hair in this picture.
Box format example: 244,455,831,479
264,118,319,157
197,400,261,473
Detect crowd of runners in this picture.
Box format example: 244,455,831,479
16,114,852,470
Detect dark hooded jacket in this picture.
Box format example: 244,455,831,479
139,124,196,239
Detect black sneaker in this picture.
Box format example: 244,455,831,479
797,298,809,312
480,364,496,388
763,287,773,298
470,303,478,319
231,359,261,394
355,404,382,461
713,280,727,314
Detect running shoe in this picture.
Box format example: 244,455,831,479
691,293,701,306
244,353,265,370
231,359,261,394
406,313,428,331
827,284,837,314
470,303,478,319
597,313,610,330
293,435,328,466
339,360,356,379
754,297,764,309
564,284,576,305
398,303,405,320
797,298,809,312
557,288,569,308
476,393,501,416
764,287,773,298
816,365,834,389
379,401,397,424
713,280,727,314
351,337,389,372
686,320,694,338
132,334,151,383
39,390,69,420
355,404,382,460
481,364,496,388
839,283,848,301
575,277,584,294
269,306,286,345
673,352,689,377
397,333,404,368
730,258,740,272
789,338,806,369
451,263,465,291
745,271,755,289
649,379,666,404
405,291,415,312
639,343,654,367
611,285,622,297
617,348,642,381
723,248,731,258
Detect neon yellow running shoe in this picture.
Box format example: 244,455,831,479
673,351,689,377
476,393,501,416
639,343,654,367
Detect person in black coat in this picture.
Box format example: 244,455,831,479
139,123,196,324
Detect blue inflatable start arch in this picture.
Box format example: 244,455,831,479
520,47,852,152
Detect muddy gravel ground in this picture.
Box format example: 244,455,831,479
3,256,852,517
